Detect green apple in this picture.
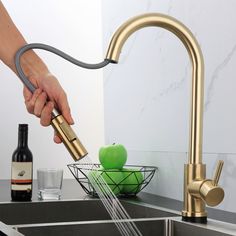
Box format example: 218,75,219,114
121,168,144,194
99,143,127,169
88,169,124,195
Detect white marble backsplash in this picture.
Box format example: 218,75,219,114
101,0,236,213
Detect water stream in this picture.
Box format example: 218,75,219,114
82,157,142,236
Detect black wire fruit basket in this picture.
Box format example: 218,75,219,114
67,163,157,197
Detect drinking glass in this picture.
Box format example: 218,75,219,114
37,168,63,200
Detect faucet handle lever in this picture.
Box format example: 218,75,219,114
197,160,225,207
213,160,224,186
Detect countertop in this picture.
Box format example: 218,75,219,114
0,179,235,225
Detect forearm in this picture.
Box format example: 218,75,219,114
0,1,49,78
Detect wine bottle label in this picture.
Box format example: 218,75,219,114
11,184,32,191
11,162,32,191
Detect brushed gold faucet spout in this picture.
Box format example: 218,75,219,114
105,13,224,223
106,13,204,165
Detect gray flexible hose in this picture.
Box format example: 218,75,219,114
14,43,110,93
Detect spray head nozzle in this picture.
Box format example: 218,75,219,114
51,111,88,161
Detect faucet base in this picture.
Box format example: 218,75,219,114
182,216,207,224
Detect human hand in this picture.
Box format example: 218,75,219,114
23,73,74,143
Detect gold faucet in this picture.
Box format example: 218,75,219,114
104,13,224,223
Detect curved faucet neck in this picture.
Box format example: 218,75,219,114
105,13,204,164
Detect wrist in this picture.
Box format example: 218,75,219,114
19,50,50,78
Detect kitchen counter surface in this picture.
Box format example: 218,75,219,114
0,179,235,225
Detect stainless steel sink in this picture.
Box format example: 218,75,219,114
13,218,236,236
0,200,235,236
0,199,177,225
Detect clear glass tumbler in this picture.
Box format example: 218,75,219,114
37,168,63,200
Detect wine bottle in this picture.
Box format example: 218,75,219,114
11,124,33,201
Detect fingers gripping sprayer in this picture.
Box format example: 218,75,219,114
15,43,110,161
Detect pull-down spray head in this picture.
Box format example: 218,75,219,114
50,109,88,161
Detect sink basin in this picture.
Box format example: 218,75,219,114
13,218,236,236
14,219,166,236
0,199,177,225
169,219,236,236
